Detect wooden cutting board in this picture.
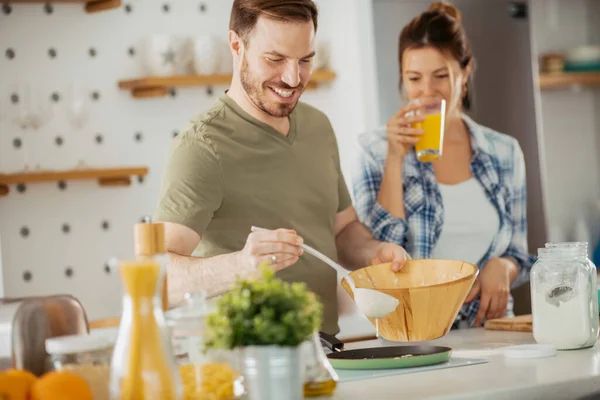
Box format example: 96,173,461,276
484,314,533,332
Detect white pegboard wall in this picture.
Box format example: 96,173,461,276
0,0,380,329
0,0,243,320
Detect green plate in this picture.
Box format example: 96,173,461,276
327,345,452,370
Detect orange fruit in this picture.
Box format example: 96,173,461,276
0,370,32,400
31,370,93,400
4,369,37,388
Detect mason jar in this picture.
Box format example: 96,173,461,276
165,291,244,400
45,334,113,400
531,242,599,350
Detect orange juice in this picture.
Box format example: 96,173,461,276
414,112,444,162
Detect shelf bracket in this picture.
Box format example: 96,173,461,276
131,86,170,99
85,0,121,13
98,176,132,187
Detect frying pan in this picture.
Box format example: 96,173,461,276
319,332,452,370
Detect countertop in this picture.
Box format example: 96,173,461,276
89,326,600,400
313,329,600,400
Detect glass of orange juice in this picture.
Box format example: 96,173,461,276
410,98,446,162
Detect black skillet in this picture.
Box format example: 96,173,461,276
319,331,452,370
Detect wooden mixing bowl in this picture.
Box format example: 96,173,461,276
341,259,478,342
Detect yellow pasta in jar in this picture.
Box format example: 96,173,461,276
179,362,237,400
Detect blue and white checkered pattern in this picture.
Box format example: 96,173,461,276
353,115,536,327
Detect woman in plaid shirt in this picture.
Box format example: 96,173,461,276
353,1,535,328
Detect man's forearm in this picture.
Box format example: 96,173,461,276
335,220,382,270
166,251,251,306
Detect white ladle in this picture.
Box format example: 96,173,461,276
250,226,399,319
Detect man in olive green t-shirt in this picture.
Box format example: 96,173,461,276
154,0,408,335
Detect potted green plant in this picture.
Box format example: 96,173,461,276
204,264,323,400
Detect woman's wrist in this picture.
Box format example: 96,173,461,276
386,148,405,166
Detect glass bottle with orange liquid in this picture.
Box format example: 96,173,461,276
108,250,182,398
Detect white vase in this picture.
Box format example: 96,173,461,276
141,34,193,76
192,35,222,75
242,345,303,400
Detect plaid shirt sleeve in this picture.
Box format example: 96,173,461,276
353,147,409,247
501,142,536,287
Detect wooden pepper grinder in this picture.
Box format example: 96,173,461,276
134,217,169,311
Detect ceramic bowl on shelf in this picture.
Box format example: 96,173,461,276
565,45,600,72
564,62,600,72
341,259,478,342
191,35,222,75
566,45,600,64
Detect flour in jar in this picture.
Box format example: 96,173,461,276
532,276,592,350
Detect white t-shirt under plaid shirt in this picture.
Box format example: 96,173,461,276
353,114,535,328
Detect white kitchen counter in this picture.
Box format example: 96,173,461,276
318,329,600,400
90,325,600,400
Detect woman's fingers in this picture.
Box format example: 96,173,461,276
389,126,424,136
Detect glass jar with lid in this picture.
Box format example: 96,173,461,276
165,291,244,400
45,334,114,400
530,242,599,350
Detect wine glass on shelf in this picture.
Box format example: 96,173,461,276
65,81,90,169
66,80,89,130
14,84,34,170
28,84,53,130
1,85,28,171
16,84,54,171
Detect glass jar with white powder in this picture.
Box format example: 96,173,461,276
531,242,599,350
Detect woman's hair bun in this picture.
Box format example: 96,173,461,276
427,1,462,22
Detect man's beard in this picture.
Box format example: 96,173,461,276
240,56,304,118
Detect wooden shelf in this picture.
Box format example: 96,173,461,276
539,71,600,90
118,69,337,99
7,0,122,13
0,166,148,196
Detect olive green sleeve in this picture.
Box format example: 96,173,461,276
154,131,223,236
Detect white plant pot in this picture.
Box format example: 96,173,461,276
192,35,222,75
